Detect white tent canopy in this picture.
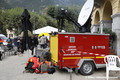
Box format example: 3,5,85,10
33,26,65,34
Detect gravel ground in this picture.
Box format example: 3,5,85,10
0,50,120,80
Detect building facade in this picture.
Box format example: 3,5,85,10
91,0,120,55
6,29,15,39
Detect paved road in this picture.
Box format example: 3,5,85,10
0,50,120,80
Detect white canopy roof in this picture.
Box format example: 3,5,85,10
33,26,65,34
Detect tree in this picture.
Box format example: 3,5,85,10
47,5,82,32
0,10,4,34
43,15,57,27
2,7,23,34
30,11,47,30
47,6,56,18
0,7,48,35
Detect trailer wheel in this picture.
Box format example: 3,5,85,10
79,61,94,75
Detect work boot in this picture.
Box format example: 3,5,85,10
23,70,29,73
29,69,35,73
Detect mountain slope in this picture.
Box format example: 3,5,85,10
54,0,86,6
4,0,86,12
0,0,11,9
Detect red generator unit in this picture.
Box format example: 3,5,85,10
50,33,109,75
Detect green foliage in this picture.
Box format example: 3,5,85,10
103,28,116,49
0,10,4,34
47,5,82,32
1,7,24,35
0,0,84,35
0,0,83,35
43,16,57,28
103,28,116,41
0,7,48,35
67,5,82,19
47,6,56,18
30,12,47,30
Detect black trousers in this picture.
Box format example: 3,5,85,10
26,62,34,70
0,52,2,60
41,44,45,49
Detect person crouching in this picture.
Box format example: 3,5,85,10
25,55,40,73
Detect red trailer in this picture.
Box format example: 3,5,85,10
50,33,109,75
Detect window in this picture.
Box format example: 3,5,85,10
9,34,13,37
70,37,75,42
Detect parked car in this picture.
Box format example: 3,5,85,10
0,34,8,45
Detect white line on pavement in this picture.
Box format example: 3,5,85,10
85,76,118,79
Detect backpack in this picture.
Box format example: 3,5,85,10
41,62,49,73
47,67,55,74
7,38,11,42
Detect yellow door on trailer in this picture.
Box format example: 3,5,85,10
50,35,58,64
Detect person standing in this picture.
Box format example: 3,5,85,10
14,36,18,55
33,35,38,47
17,37,21,50
7,37,12,44
7,37,13,50
14,36,18,47
32,35,38,55
39,35,46,49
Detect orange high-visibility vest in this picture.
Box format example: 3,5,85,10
40,61,50,67
35,61,50,74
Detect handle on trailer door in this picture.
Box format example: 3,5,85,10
60,47,65,53
95,46,97,49
61,49,65,53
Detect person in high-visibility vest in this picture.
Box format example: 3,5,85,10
35,61,50,74
25,56,40,73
